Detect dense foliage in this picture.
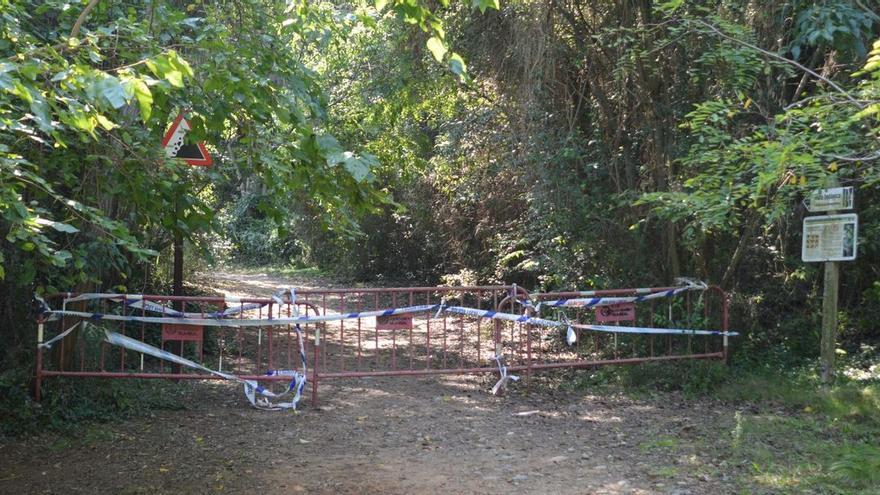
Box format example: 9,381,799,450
292,0,880,363
2,0,880,372
0,0,468,354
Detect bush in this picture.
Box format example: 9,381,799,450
0,367,186,438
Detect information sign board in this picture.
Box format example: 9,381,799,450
802,214,858,262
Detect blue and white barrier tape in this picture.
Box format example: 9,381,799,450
490,353,519,395
38,321,80,349
443,305,580,345
62,293,271,319
102,323,308,411
247,323,308,410
527,280,708,312
40,301,736,337
571,323,738,336
442,306,568,329
39,304,442,327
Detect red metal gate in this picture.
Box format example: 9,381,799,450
34,284,729,405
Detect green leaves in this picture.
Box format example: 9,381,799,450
95,75,129,109
471,0,500,14
320,135,377,183
658,0,684,13
130,78,153,122
789,2,875,60
144,50,193,88
427,37,447,62
340,152,373,182
448,53,467,81
34,218,79,234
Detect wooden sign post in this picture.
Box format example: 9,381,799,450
803,184,857,384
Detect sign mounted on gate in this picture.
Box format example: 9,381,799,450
802,213,858,262
162,324,204,341
376,315,413,330
806,186,854,213
594,303,636,322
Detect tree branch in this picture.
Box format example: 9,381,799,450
70,0,100,39
6,0,101,61
688,18,862,108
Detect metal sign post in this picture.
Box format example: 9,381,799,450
802,186,857,384
161,111,214,302
161,111,213,370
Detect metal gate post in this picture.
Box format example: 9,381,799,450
34,321,44,401
526,324,533,387
312,326,320,406
722,290,730,363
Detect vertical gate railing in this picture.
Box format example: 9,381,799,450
501,285,729,386
34,293,322,401
288,285,522,403
34,284,729,405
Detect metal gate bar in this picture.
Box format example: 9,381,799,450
34,284,729,406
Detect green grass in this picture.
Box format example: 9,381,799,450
639,435,679,452
563,356,880,494
681,363,879,493
648,465,679,478
714,372,880,494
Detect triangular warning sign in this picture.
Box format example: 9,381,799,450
161,112,213,166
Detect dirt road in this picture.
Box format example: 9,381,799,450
0,271,746,494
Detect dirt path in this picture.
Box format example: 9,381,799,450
0,271,747,494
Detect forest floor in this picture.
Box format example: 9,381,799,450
0,270,798,494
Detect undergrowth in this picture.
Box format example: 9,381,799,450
562,351,880,494
0,368,187,439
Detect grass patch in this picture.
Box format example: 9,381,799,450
725,404,880,494
640,435,679,452
714,369,880,494
648,465,678,478
564,356,880,493
559,360,731,397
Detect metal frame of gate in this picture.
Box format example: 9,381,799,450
34,284,729,405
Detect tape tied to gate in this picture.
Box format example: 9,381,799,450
38,298,736,337
36,285,738,405
525,279,709,312
60,288,291,319
39,303,442,327
490,353,519,395
39,291,738,338
101,323,308,411
38,321,80,349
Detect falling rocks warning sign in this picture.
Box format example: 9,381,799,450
162,112,212,166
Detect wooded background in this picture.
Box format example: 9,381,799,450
2,0,879,370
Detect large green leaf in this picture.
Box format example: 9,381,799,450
427,37,447,62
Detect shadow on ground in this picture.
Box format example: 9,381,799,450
0,374,740,495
